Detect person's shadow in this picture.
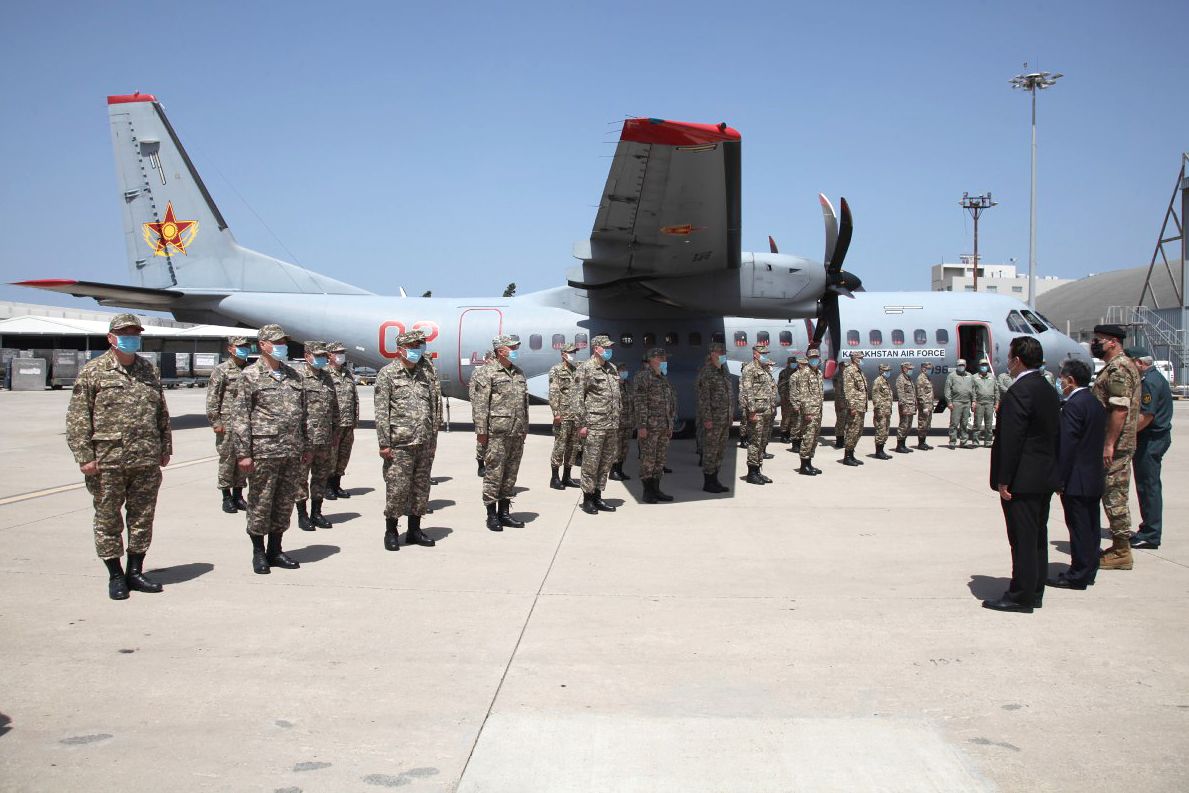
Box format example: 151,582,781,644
146,562,214,585
967,574,1011,601
1050,540,1071,555
0,712,12,738
322,511,361,524
418,527,454,543
287,545,340,564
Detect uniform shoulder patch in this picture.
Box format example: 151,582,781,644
1143,393,1152,405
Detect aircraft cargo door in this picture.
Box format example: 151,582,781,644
458,308,503,386
957,322,991,370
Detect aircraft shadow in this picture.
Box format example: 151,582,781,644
323,511,361,524
146,562,214,585
287,544,340,564
967,574,1011,601
171,414,213,431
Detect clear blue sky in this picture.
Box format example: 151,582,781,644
1,0,1186,309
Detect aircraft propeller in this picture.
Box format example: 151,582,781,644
810,194,862,358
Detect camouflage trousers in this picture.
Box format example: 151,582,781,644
331,426,355,476
896,404,915,441
580,429,616,493
780,400,796,435
1103,452,1134,540
834,403,850,442
798,407,822,459
701,417,729,474
973,404,994,445
296,443,334,501
948,401,972,444
616,427,633,464
844,406,866,451
483,431,525,504
786,402,804,445
550,419,580,468
85,465,162,559
383,443,434,518
246,456,301,537
748,412,774,467
215,430,247,489
873,405,891,446
916,405,933,440
638,428,671,479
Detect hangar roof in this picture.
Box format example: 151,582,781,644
1036,260,1184,336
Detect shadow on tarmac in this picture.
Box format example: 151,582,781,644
1051,540,1071,554
342,486,375,497
324,511,361,524
287,544,340,564
967,574,1012,600
419,527,454,543
0,712,12,738
427,499,456,511
147,562,214,585
170,414,214,431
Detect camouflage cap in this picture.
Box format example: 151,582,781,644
645,347,667,359
900,360,913,368
228,335,250,347
708,342,726,354
305,341,327,354
561,343,578,354
398,329,426,347
796,355,809,364
325,341,346,353
920,362,933,370
807,348,820,358
849,350,865,359
492,334,520,349
591,334,614,348
752,343,769,353
878,363,891,371
258,323,288,342
109,313,144,332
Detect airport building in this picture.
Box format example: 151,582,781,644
930,257,1072,301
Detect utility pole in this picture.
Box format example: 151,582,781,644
961,192,997,292
1011,67,1062,308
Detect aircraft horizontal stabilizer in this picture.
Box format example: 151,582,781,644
12,279,191,310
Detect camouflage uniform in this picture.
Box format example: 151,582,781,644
739,351,776,468
944,369,975,445
871,365,893,447
833,362,850,446
915,369,935,442
777,363,796,439
895,368,916,442
1093,354,1141,547
548,351,580,468
842,357,868,452
233,355,308,537
796,359,824,459
375,351,437,519
695,348,732,475
206,343,250,490
469,351,495,469
574,344,622,494
787,361,810,447
471,340,529,505
326,342,359,479
67,348,172,559
971,369,998,446
295,345,341,503
632,352,677,479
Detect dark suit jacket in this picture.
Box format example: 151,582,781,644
1056,388,1106,498
989,370,1061,494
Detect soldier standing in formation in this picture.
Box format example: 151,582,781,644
794,349,825,475
894,361,917,453
740,343,776,485
419,340,444,492
996,368,1014,402
294,342,340,531
374,330,438,551
325,341,358,498
833,359,850,449
611,366,634,482
207,335,251,513
786,355,810,450
470,350,495,477
575,335,622,514
971,359,998,447
233,324,310,575
944,361,975,448
67,313,172,600
870,363,893,459
1090,324,1141,570
840,351,868,465
915,363,936,450
1127,347,1173,551
777,357,796,443
472,335,529,531
634,347,677,503
695,343,731,493
548,343,581,490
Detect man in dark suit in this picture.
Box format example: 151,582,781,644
985,336,1061,613
1049,359,1106,589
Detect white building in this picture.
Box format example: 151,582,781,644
930,257,1072,301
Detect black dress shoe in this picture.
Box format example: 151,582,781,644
981,597,1033,613
1046,576,1087,590
1130,539,1160,550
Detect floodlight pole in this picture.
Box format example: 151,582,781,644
961,192,997,292
1011,69,1062,309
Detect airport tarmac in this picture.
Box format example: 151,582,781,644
0,387,1185,793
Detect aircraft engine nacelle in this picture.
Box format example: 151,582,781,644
638,253,824,320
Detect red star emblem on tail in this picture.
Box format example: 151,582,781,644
143,202,198,256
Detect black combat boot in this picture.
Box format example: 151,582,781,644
498,499,525,528
894,438,913,454
250,534,270,575
384,516,400,551
310,498,332,529
798,458,815,476
745,465,766,485
477,458,486,477
609,463,626,481
323,480,337,501
266,532,300,569
406,515,436,546
916,438,933,451
232,487,248,510
126,552,163,593
593,489,616,512
653,477,674,502
486,502,503,531
221,488,237,514
642,478,658,503
580,492,599,515
104,558,129,600
835,435,844,449
562,466,581,487
842,450,862,467
331,475,351,498
550,466,565,490
808,457,823,475
702,472,727,493
709,470,729,493
758,467,773,484
296,501,313,530
874,444,892,460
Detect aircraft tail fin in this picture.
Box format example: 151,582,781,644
107,93,369,296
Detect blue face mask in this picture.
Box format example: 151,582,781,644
658,361,668,376
311,356,328,369
619,370,629,381
404,347,423,364
114,335,142,353
979,365,989,373
601,348,613,361
809,359,820,369
234,346,250,360
269,344,289,360
508,348,519,361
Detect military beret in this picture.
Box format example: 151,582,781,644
305,341,327,354
752,344,769,353
258,323,288,342
109,313,144,332
807,348,820,358
878,363,891,371
645,347,667,359
228,335,250,347
591,334,615,348
325,341,346,353
1093,323,1127,340
562,343,578,354
398,329,426,347
708,343,726,354
1123,346,1150,359
492,334,520,349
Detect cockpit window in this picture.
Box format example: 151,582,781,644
1006,311,1032,334
1034,312,1058,330
1020,310,1048,333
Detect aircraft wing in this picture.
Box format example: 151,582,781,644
575,118,741,287
13,279,188,309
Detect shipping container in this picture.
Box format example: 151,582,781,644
7,358,47,391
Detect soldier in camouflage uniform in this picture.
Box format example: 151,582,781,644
695,343,731,493
795,348,825,475
786,356,810,450
833,360,850,449
777,357,796,443
374,330,438,551
870,363,894,459
233,324,311,575
67,313,172,600
207,335,251,513
915,363,936,450
971,359,998,447
469,350,495,477
634,348,678,503
418,349,444,493
472,335,529,530
944,362,975,448
612,366,634,481
841,351,869,465
996,370,1014,401
575,335,622,514
325,341,358,498
1090,324,1142,570
894,361,917,454
739,344,776,484
294,342,341,531
548,343,581,489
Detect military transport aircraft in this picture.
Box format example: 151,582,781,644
16,93,1086,425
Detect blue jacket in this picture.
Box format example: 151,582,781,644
1056,387,1106,498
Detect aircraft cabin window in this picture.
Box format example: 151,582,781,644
619,333,634,348
529,334,542,351
575,333,588,350
643,332,656,347
689,332,703,346
892,329,905,346
869,330,883,346
734,331,749,347
1020,310,1048,333
551,333,565,350
1006,311,1031,334
779,331,792,346
757,331,770,345
846,330,860,346
913,329,927,345
665,332,679,346
711,332,725,345
936,329,949,345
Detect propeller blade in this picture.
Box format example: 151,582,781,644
768,235,779,254
832,197,853,272
828,295,842,363
818,193,838,267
